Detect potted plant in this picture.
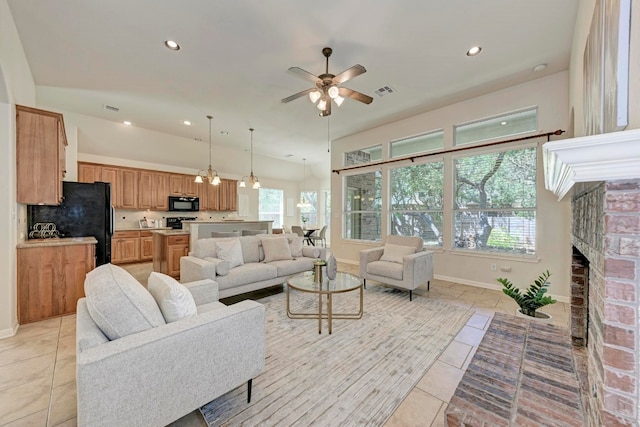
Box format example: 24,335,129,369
498,270,556,322
301,215,309,230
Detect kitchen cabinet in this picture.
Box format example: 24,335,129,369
183,176,199,197
153,232,190,278
17,240,95,324
78,163,102,183
138,171,169,210
169,174,185,196
119,168,139,209
205,182,220,211
112,231,141,264
16,105,68,205
220,179,238,211
140,230,154,261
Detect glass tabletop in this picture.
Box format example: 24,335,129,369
287,271,361,294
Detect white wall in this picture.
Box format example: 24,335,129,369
0,0,37,337
331,71,573,300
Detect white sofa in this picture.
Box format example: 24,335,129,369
76,264,265,427
180,234,326,299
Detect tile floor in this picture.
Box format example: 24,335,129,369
0,262,569,427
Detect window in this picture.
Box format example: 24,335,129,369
343,171,382,241
324,190,331,227
344,145,382,166
453,146,537,255
390,130,444,158
258,188,283,227
390,161,443,247
454,107,537,146
299,191,318,225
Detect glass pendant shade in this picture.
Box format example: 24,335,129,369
309,90,322,103
239,180,246,188
317,97,327,111
334,96,344,107
194,175,203,183
328,86,339,99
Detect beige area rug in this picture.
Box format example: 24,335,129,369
200,284,472,426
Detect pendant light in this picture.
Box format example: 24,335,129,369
239,128,260,189
296,158,311,208
194,115,221,185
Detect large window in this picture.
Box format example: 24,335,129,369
343,171,382,241
390,161,443,247
299,191,318,225
453,146,537,255
454,107,537,146
324,190,331,227
258,188,283,227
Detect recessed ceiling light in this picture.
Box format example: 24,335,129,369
123,121,132,126
500,121,508,126
164,40,180,51
220,131,229,135
533,63,547,72
183,120,192,126
466,46,482,56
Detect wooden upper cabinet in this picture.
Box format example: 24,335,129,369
78,163,101,183
169,174,184,196
219,179,238,211
206,182,220,211
16,105,68,205
100,166,119,207
153,172,170,210
183,175,199,197
138,170,153,209
119,168,138,209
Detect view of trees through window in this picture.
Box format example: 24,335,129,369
299,191,318,225
343,171,382,241
258,188,283,228
390,161,443,247
454,147,536,254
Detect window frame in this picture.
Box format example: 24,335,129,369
342,169,382,242
258,188,284,228
454,106,538,147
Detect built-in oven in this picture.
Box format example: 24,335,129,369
168,196,199,212
165,217,196,230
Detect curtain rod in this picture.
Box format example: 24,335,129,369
332,129,565,174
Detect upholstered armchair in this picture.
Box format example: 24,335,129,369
359,235,434,301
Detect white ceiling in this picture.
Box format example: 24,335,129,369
7,0,578,170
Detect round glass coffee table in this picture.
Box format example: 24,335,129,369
286,271,363,334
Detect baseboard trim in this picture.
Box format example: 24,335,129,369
0,322,19,339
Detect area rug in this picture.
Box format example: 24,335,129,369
200,284,473,426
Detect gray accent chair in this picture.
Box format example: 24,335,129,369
76,264,265,427
359,235,434,301
308,225,327,247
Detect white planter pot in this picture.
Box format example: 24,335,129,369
515,308,553,323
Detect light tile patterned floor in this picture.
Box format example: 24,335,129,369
0,262,569,427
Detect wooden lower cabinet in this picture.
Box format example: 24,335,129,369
112,231,141,264
140,231,154,261
18,242,95,324
153,233,189,278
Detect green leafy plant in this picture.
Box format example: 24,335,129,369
498,270,556,317
301,215,309,223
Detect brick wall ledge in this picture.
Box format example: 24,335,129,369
542,128,640,200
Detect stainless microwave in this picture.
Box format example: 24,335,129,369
168,196,199,212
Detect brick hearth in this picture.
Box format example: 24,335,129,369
446,313,585,426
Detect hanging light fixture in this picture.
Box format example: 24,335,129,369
239,128,261,189
296,158,311,208
195,115,221,185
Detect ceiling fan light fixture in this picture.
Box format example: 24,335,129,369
309,90,322,103
334,96,344,107
328,86,340,99
317,97,327,111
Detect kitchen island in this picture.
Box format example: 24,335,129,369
152,229,190,278
182,220,274,250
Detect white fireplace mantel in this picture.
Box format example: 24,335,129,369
543,128,640,200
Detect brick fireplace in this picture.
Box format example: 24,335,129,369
544,129,640,426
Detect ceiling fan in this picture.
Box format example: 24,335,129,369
281,47,373,117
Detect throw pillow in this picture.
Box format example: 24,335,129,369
215,239,245,268
84,264,166,340
204,257,231,276
380,243,416,264
288,236,303,257
327,253,337,280
262,237,293,262
147,272,197,323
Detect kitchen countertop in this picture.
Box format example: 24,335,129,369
115,227,173,232
17,236,98,248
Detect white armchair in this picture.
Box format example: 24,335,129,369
359,235,433,301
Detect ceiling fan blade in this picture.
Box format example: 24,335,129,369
281,88,315,103
338,87,374,104
287,67,322,84
333,64,366,84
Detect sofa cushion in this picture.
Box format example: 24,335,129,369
204,257,231,276
367,260,404,280
84,264,166,340
380,244,416,264
269,257,315,276
216,239,245,268
239,235,261,263
216,263,278,291
288,236,303,257
262,237,293,262
193,238,222,259
147,272,197,323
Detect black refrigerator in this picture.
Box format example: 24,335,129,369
27,181,114,266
